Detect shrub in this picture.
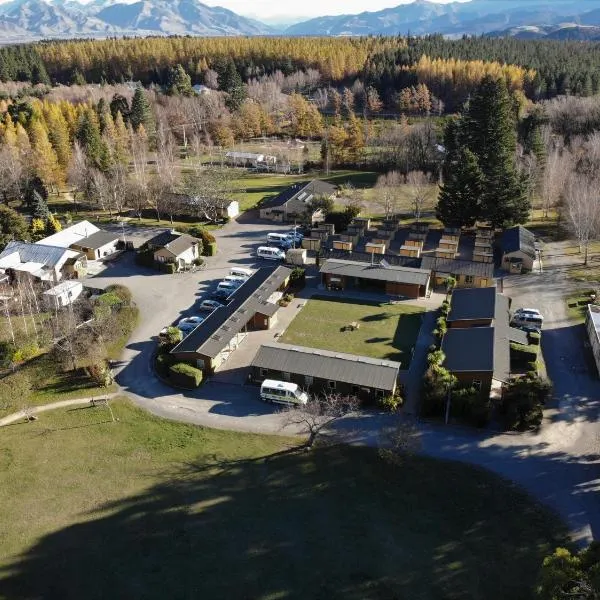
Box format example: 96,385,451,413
289,267,306,290
192,257,204,266
156,353,176,377
528,332,541,346
11,341,39,363
158,262,177,274
203,241,217,257
104,284,132,305
159,326,183,349
440,301,450,316
510,342,538,368
379,394,403,412
169,362,203,388
135,249,155,267
501,375,552,431
87,361,113,387
96,292,123,308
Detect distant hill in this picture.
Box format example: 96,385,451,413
0,0,275,41
284,0,600,37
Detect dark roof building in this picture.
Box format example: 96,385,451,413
259,180,336,222
420,256,494,279
447,287,498,323
442,291,511,384
320,258,430,286
146,231,200,257
502,226,536,260
71,230,120,250
172,266,292,359
251,343,401,396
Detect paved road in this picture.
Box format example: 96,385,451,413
89,218,600,544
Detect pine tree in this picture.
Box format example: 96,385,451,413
76,108,108,170
436,148,484,228
167,64,193,96
461,76,530,227
0,205,29,250
218,61,246,111
45,214,62,235
130,88,153,131
30,190,50,221
110,94,130,123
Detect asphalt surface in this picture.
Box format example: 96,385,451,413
91,219,600,545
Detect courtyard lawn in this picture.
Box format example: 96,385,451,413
0,399,566,600
565,290,596,324
281,296,424,367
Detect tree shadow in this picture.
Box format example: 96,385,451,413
0,444,567,600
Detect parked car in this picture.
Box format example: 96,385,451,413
514,308,542,317
287,229,304,243
214,282,238,300
222,275,247,287
199,299,224,311
179,316,205,326
177,322,198,334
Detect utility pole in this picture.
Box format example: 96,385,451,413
444,384,452,425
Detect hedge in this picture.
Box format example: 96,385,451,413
169,362,204,388
157,262,177,274
510,342,538,368
156,353,176,377
203,242,217,257
104,284,132,305
528,332,541,346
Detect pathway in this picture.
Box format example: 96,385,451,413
0,393,119,427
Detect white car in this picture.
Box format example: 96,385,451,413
199,299,224,311
229,267,253,278
222,275,247,287
514,308,542,317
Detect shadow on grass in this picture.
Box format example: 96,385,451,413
365,337,390,344
361,313,392,322
0,444,566,600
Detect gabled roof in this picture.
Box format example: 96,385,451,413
447,287,498,322
172,266,292,358
420,256,494,279
0,241,79,270
442,293,510,382
251,343,401,392
320,258,430,286
72,230,120,250
147,231,200,258
37,220,99,248
261,180,336,211
502,226,536,260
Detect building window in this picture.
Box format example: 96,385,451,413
260,368,268,377
196,359,205,370
376,389,385,398
465,275,475,285
282,372,291,382
327,380,336,390
305,375,313,386
472,380,482,390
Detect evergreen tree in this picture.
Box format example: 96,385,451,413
0,205,29,250
130,87,153,131
110,94,130,123
166,64,193,96
76,108,108,170
218,61,246,111
45,214,62,235
30,189,50,221
436,148,484,228
461,76,529,227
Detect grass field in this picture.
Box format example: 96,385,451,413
0,399,565,600
565,290,596,324
281,297,424,368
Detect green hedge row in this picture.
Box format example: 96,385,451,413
169,362,203,388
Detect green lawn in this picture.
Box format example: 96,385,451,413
0,399,565,600
565,290,596,324
281,297,424,368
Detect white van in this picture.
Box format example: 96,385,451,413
266,233,293,248
260,379,308,406
257,246,286,261
229,267,253,278
512,314,543,331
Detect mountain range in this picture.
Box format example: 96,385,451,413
2,0,600,41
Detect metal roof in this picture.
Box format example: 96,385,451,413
442,294,510,382
43,280,82,297
172,266,292,358
37,220,99,248
320,258,430,286
261,180,336,211
447,287,498,322
251,343,401,392
502,226,536,260
420,256,494,278
72,230,120,250
0,241,80,270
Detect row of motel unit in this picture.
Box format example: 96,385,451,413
170,266,292,373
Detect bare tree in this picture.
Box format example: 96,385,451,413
406,170,432,222
183,167,235,223
565,174,600,265
375,170,402,218
281,393,359,449
67,141,92,212
0,145,23,204
541,147,572,219
378,417,422,467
